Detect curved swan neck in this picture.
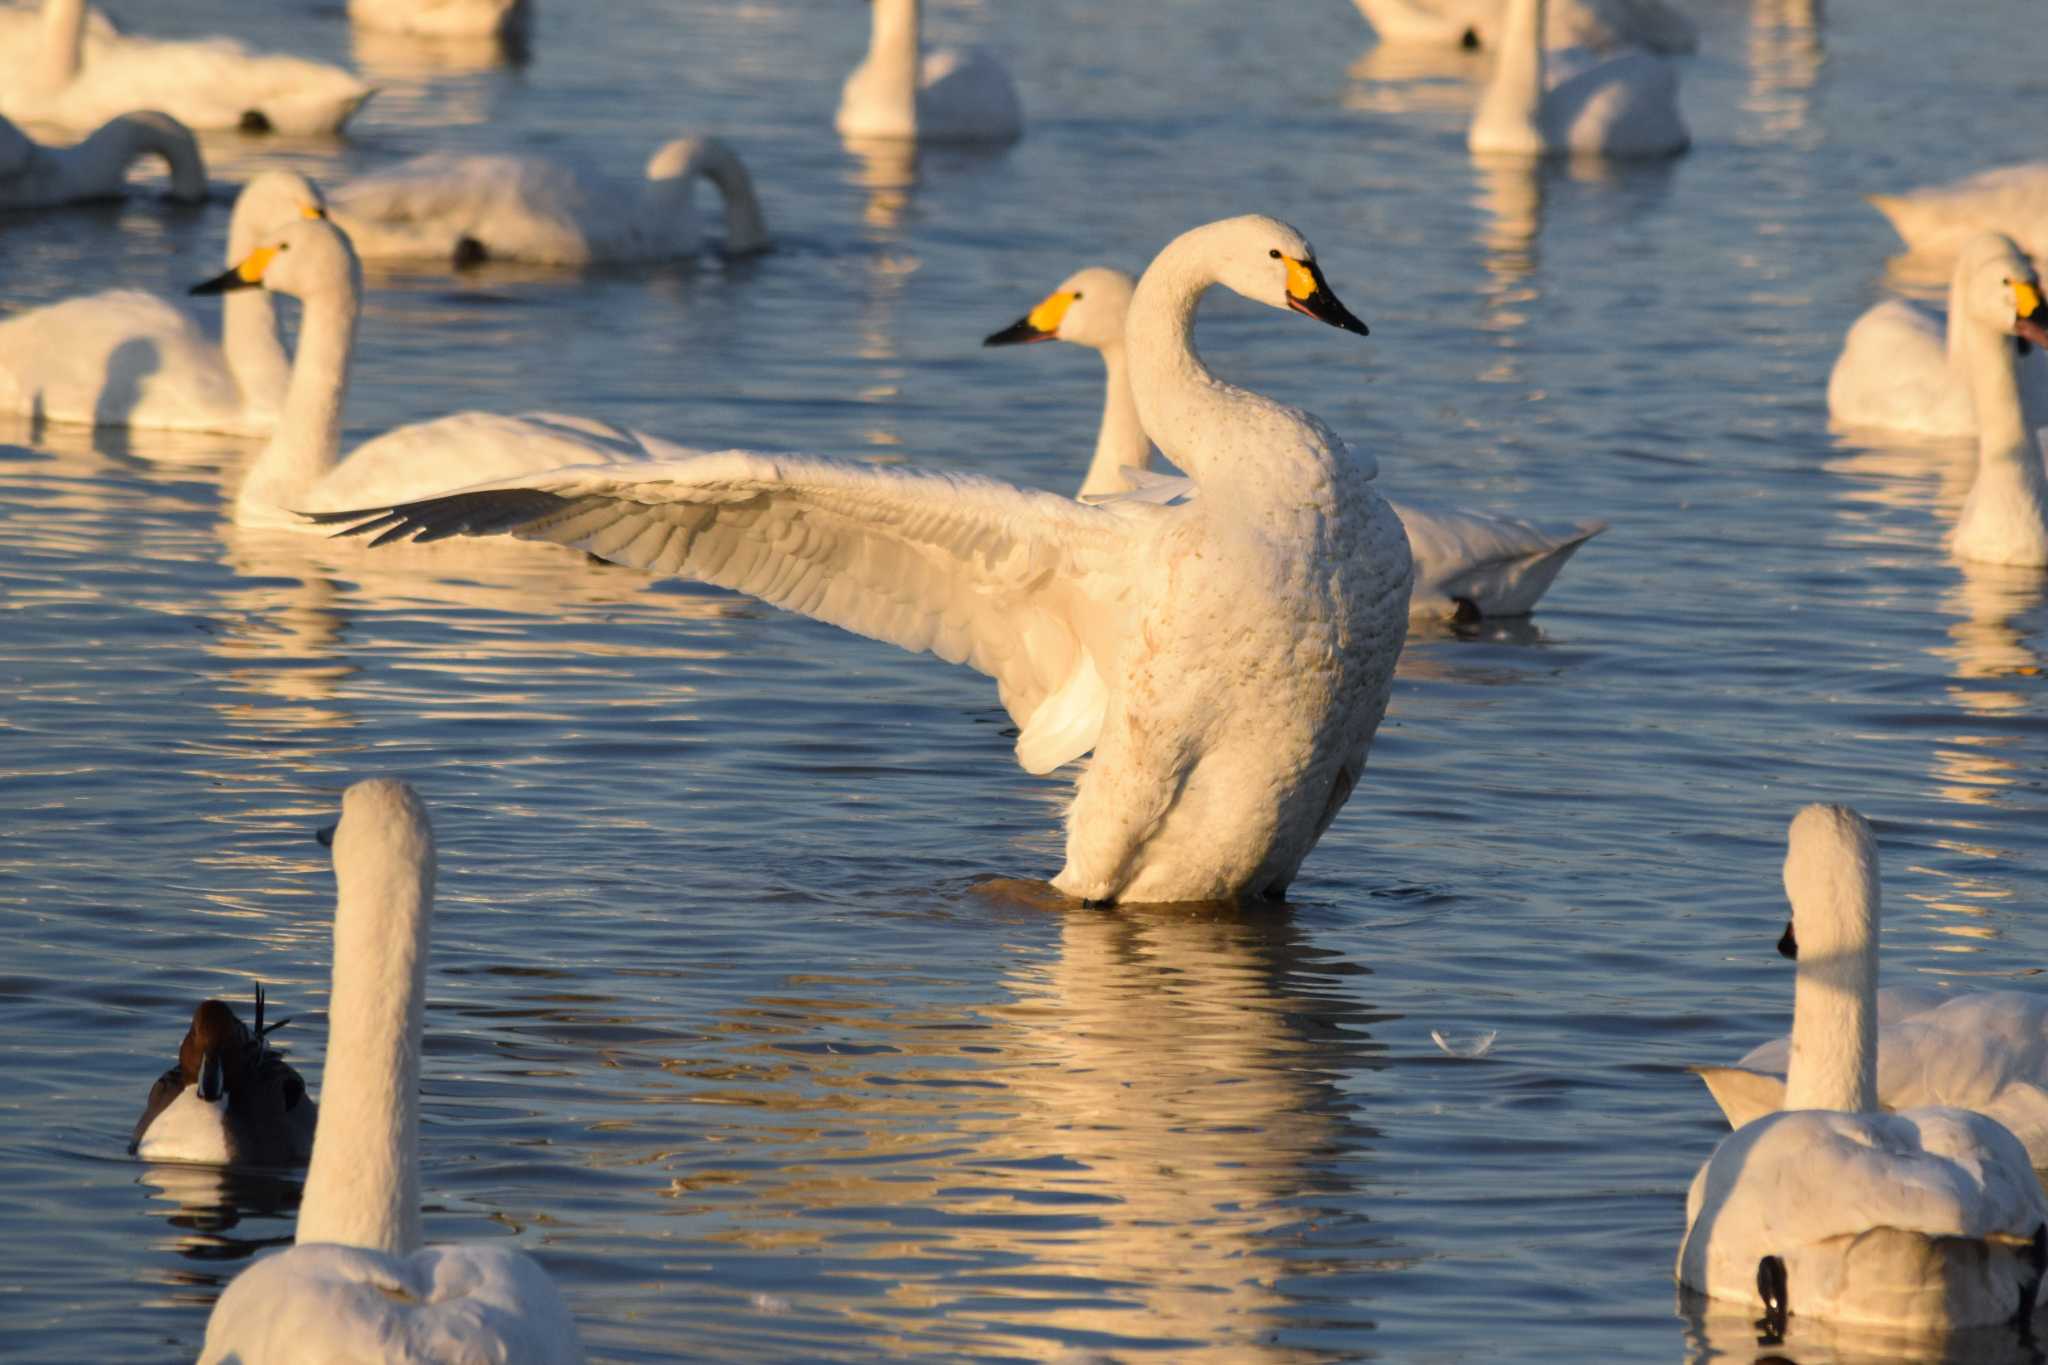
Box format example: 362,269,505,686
36,0,84,87
1472,0,1546,152
238,279,359,515
648,139,769,255
70,114,205,202
296,783,435,1256
1782,808,1880,1114
1079,340,1154,500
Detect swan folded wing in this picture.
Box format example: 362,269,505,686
333,156,591,261
316,451,1145,773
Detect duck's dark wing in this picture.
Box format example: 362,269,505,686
129,1067,185,1153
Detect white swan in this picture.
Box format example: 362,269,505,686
1466,0,1688,159
0,0,373,136
1829,233,2048,440
329,136,768,268
131,985,317,1168
191,216,693,524
0,109,204,209
318,216,1413,906
983,265,1604,620
0,170,324,434
198,779,585,1364
1871,163,2048,267
1354,0,1694,54
836,0,1022,144
1698,986,2048,1168
348,0,527,41
1676,804,2048,1333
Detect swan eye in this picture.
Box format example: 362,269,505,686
1268,249,1281,259
1072,292,1083,301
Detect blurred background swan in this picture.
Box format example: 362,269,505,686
837,0,1022,144
0,109,204,210
1466,0,1688,158
347,0,528,42
1353,0,1693,53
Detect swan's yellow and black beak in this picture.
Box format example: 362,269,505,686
2014,279,2048,353
1776,922,1798,960
1284,255,1369,337
191,244,278,296
984,289,1076,347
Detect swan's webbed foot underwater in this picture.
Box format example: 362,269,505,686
1754,1254,1789,1344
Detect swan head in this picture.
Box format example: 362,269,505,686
192,216,361,306
329,777,436,921
983,267,1135,352
1169,215,1369,337
1779,803,1879,964
226,171,327,262
1953,232,2048,352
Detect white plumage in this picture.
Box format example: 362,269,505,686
330,136,768,267
982,264,1603,620
348,0,527,41
1353,0,1694,53
1676,805,2048,1334
319,216,1412,906
837,0,1021,144
0,109,203,210
0,171,323,434
199,779,584,1365
1871,163,2048,267
1467,0,1687,159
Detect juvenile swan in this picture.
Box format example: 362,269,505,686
199,779,585,1364
1466,0,1688,159
330,136,769,268
984,265,1604,619
836,0,1022,144
131,984,316,1167
1829,231,2048,440
0,171,324,434
1676,805,2048,1334
319,216,1414,905
0,109,203,210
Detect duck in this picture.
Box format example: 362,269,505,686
131,984,317,1168
0,0,373,136
1870,163,2048,268
329,135,768,268
188,216,689,524
983,264,1604,620
1353,0,1694,54
1697,985,2048,1168
1466,0,1688,159
836,0,1022,144
347,0,528,41
0,109,204,210
1829,231,2048,441
1676,804,2048,1333
198,779,585,1364
317,216,1414,906
0,171,325,434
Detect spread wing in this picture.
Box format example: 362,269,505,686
317,449,1157,774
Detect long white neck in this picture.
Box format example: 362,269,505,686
864,0,922,136
1783,910,1879,1114
1078,340,1153,500
59,113,206,205
646,139,770,256
295,814,434,1255
1469,0,1547,154
36,0,85,88
220,221,294,423
1953,312,2048,566
236,284,357,518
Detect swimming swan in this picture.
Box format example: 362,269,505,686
348,0,528,41
1829,232,2048,441
329,136,768,267
837,0,1022,144
0,171,325,434
1697,986,2048,1169
0,0,374,135
131,984,317,1168
1466,0,1688,159
1353,0,1694,53
0,109,203,210
189,216,686,523
319,216,1414,906
983,264,1604,620
198,779,586,1364
1676,804,2048,1333
1871,163,2048,268
1934,234,2048,568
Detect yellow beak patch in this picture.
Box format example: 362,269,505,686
1284,256,1320,302
2015,280,2043,318
234,245,279,285
302,203,326,221
1027,290,1078,334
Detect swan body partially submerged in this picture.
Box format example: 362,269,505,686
0,109,203,210
1466,0,1687,158
348,0,528,40
1353,0,1694,53
1871,163,2048,267
983,264,1603,620
317,216,1412,906
837,0,1021,144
